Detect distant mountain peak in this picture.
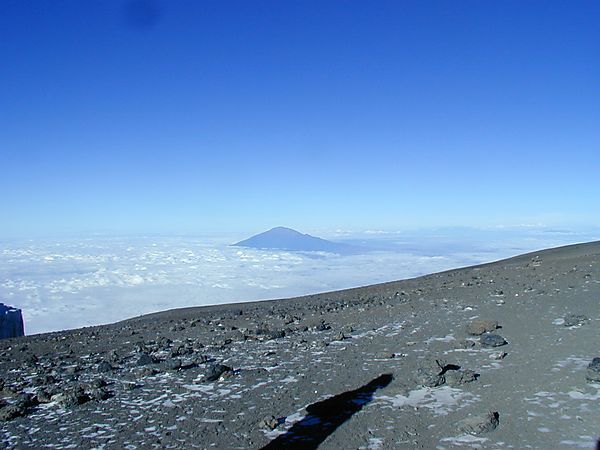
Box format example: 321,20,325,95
232,227,360,254
267,226,303,234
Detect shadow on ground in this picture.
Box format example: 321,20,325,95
260,373,393,450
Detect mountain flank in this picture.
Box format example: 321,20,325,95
233,226,361,254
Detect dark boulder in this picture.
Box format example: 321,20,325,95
136,353,156,366
480,334,507,347
586,357,600,383
202,363,233,382
97,361,115,372
0,303,24,339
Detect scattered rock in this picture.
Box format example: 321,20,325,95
454,339,476,349
88,387,111,401
87,378,108,389
53,387,91,408
136,353,156,366
489,351,508,360
480,334,507,347
31,374,56,386
194,355,209,365
261,415,279,430
333,331,346,341
66,364,83,374
14,393,37,410
138,366,160,377
97,361,114,372
314,321,331,332
267,330,286,340
35,388,54,404
467,320,498,336
563,314,588,327
416,367,445,387
457,411,500,435
201,363,233,382
0,404,24,421
416,359,450,387
585,358,600,383
445,369,477,386
165,358,182,371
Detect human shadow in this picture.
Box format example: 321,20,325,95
260,373,393,450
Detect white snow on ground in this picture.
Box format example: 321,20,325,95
376,386,479,416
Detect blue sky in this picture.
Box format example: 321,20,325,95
1,0,599,236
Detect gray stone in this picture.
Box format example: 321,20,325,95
445,369,477,386
416,368,445,387
315,321,330,331
267,330,285,340
171,344,189,357
416,359,449,387
457,411,500,435
564,314,588,327
53,387,91,408
97,361,114,372
202,363,233,382
138,366,160,377
136,353,156,366
194,355,209,365
35,389,54,404
14,393,37,409
261,415,279,430
480,334,507,347
333,331,346,341
88,387,111,401
87,378,107,389
31,374,56,386
0,405,24,421
467,320,498,336
585,357,600,383
454,339,476,349
165,358,182,371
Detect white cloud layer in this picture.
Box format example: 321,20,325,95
0,227,597,335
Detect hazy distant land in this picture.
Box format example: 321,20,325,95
1,226,599,335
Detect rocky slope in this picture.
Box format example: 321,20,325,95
0,241,599,449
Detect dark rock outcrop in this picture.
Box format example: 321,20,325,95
0,303,24,339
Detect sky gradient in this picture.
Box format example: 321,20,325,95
1,1,599,236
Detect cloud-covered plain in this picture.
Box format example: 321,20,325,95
0,228,597,335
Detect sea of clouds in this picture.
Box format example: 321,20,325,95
1,227,598,335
